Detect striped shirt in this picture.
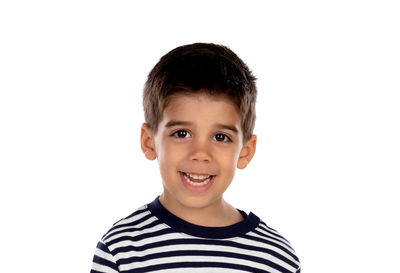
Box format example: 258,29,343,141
90,197,301,273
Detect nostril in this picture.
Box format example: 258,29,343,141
189,151,212,162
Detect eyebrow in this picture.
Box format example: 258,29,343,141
215,123,239,134
165,120,192,128
165,120,239,134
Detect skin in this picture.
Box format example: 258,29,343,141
141,92,257,227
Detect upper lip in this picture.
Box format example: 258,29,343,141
180,171,216,176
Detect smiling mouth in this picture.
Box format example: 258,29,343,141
180,172,216,186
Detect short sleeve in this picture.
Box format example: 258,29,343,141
90,241,120,273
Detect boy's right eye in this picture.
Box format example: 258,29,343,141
172,130,191,138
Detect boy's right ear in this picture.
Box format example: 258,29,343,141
140,123,157,160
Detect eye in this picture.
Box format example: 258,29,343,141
213,133,231,142
172,130,191,138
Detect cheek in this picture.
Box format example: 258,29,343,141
157,140,183,170
225,145,241,161
219,148,239,171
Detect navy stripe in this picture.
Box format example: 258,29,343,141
112,207,148,227
93,242,120,272
252,228,294,251
119,249,294,273
246,231,297,257
129,261,274,273
114,237,297,268
258,222,291,244
242,234,299,265
103,210,152,240
103,216,160,242
91,197,301,272
108,227,174,247
92,256,119,272
259,220,279,232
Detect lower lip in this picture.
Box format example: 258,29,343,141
179,172,215,193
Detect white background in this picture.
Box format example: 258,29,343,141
1,1,399,272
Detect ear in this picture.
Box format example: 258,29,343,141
237,134,257,169
140,123,157,160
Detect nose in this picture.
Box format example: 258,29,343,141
189,137,212,162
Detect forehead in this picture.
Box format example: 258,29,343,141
162,93,241,125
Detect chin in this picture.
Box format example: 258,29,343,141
177,194,220,209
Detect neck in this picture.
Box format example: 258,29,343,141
158,193,243,227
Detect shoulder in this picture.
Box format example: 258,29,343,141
253,217,296,251
99,203,157,247
244,213,301,272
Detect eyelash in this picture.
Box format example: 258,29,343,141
171,130,232,142
171,130,191,139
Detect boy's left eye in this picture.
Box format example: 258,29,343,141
213,133,231,142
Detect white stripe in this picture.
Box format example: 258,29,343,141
94,247,115,262
251,227,295,253
121,255,286,273
115,243,296,272
113,207,150,227
232,235,298,269
106,216,298,271
91,262,119,273
258,222,289,243
108,228,178,251
104,216,160,242
106,222,169,246
141,267,249,273
250,228,291,247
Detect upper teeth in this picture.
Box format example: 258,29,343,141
185,173,211,179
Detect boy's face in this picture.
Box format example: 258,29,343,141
141,93,256,211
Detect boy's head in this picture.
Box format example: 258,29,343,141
141,43,258,212
143,43,257,143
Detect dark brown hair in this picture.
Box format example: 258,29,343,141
143,43,257,142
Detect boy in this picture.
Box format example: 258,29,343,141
90,43,301,273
